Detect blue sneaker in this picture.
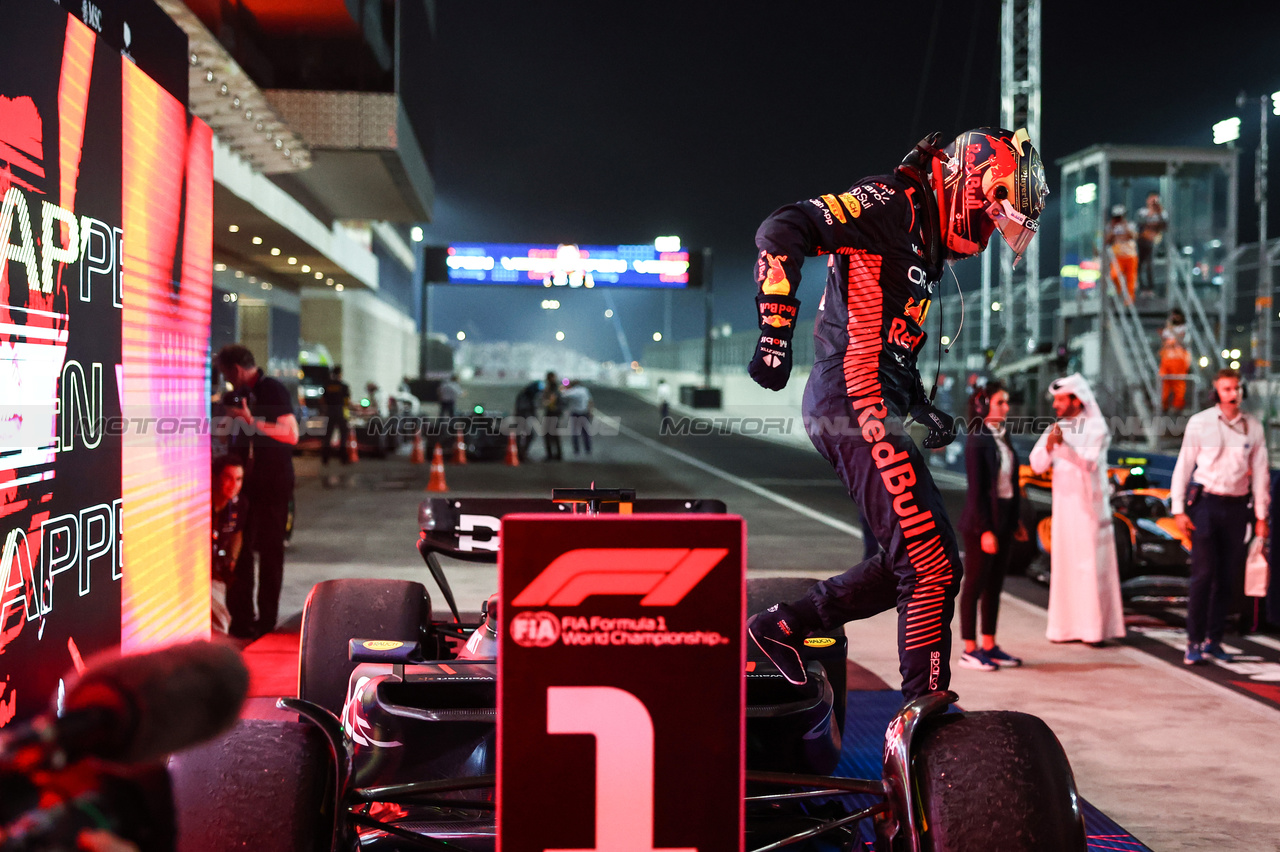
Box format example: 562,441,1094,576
984,646,1023,667
1202,642,1234,662
958,649,998,671
1184,644,1205,665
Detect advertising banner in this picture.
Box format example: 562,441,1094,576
499,515,745,852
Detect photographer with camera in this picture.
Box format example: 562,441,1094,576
215,344,298,640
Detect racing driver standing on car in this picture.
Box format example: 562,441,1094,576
747,128,1048,702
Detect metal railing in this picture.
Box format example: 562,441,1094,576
1165,248,1222,376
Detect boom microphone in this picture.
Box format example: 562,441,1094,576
0,640,249,769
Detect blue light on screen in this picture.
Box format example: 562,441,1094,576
446,242,691,288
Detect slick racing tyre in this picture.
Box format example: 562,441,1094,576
298,578,430,716
170,718,332,852
911,710,1086,852
1113,516,1135,582
746,576,821,618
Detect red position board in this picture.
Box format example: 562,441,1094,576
498,514,745,852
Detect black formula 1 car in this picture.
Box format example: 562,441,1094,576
175,489,1086,852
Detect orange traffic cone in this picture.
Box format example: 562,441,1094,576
452,426,468,465
409,430,425,464
505,432,520,467
426,444,448,492
346,427,360,464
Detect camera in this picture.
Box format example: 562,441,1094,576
222,390,246,408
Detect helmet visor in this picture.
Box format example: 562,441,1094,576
987,199,1040,267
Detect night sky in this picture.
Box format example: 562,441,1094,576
421,1,1280,364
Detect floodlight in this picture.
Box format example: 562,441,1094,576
1213,117,1241,145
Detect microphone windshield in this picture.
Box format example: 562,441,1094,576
63,640,249,765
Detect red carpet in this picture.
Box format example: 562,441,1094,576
241,626,301,702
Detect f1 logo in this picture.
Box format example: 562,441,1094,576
511,548,728,607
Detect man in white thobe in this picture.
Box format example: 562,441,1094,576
1029,374,1126,644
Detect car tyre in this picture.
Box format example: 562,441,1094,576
169,718,332,852
911,710,1086,852
1112,517,1135,582
298,578,430,716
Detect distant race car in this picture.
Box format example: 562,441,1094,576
181,488,1088,852
1020,464,1191,603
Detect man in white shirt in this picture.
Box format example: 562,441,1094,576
1171,369,1270,665
560,380,594,455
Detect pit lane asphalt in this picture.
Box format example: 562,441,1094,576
280,382,1280,852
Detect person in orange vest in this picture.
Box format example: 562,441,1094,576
1105,205,1139,305
1159,309,1192,415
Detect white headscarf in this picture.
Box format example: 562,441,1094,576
1047,373,1103,425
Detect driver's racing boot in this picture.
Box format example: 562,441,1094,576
748,603,810,685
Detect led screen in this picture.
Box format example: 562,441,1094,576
445,242,695,288
0,1,210,727
119,62,213,652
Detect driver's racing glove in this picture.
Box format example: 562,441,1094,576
748,294,801,391
909,377,955,449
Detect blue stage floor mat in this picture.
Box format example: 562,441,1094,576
834,690,1154,851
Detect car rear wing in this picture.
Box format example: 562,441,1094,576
417,490,728,564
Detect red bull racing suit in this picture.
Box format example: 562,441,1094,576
754,172,961,701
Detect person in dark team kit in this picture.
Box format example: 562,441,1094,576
216,344,299,639
321,365,351,465
513,379,541,462
746,128,1048,702
210,454,245,635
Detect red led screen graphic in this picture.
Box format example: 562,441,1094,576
120,60,212,652
1,2,212,727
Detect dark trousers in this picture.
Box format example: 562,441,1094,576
801,388,962,702
859,507,882,557
229,476,293,635
543,415,562,460
570,413,593,454
322,410,349,465
1186,494,1251,645
959,499,1016,641
515,410,534,461
1137,238,1156,292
